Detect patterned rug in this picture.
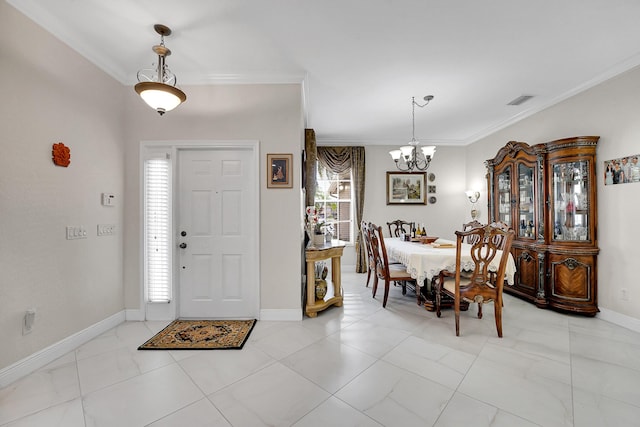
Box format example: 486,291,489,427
138,319,257,350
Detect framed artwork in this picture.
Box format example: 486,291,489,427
604,154,640,185
386,172,426,205
267,153,293,188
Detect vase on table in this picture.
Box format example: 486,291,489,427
315,279,327,300
313,234,325,246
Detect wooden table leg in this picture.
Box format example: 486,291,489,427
306,259,316,316
331,255,343,306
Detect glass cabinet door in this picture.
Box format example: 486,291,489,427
553,161,590,241
518,164,535,238
497,167,511,224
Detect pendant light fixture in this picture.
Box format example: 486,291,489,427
134,24,187,115
389,95,436,171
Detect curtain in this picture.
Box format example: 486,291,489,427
317,146,367,273
304,129,317,209
351,147,366,273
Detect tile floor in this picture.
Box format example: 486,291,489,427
2,270,640,426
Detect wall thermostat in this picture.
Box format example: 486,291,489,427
101,193,115,206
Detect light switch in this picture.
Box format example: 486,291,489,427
97,224,116,236
66,226,87,240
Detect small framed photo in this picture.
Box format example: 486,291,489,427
386,172,427,205
267,153,293,188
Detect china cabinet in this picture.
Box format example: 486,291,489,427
486,136,599,315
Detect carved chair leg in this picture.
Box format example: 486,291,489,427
372,275,378,298
477,302,483,319
382,279,391,308
495,296,503,337
435,278,442,318
454,296,461,336
366,268,371,287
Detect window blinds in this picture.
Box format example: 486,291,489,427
144,157,171,303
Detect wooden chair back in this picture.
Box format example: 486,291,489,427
361,221,375,287
444,223,515,337
370,223,414,307
462,220,484,244
370,223,390,280
487,221,511,250
386,219,414,238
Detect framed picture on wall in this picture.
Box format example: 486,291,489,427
386,171,427,205
267,153,293,188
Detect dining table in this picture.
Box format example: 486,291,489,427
383,237,517,310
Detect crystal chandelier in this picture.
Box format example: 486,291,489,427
389,95,436,171
134,24,187,115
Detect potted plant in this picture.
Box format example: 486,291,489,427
305,206,326,246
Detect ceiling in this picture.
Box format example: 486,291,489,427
9,0,640,146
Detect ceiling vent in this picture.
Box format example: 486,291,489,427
507,95,534,106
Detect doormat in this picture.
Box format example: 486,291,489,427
138,319,257,350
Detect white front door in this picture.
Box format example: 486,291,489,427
177,147,258,318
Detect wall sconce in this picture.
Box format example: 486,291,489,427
466,190,480,220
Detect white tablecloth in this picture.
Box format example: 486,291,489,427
384,237,516,287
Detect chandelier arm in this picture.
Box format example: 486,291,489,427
393,160,412,171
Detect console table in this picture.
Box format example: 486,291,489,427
305,240,345,317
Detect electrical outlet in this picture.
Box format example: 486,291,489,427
621,288,629,301
23,309,36,335
97,224,116,236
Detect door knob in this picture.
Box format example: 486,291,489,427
179,243,187,249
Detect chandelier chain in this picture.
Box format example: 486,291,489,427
388,95,436,171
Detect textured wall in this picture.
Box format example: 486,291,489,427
0,2,125,369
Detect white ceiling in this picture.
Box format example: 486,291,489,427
9,0,640,145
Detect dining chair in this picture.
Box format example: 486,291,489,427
370,223,416,307
488,221,511,250
462,220,484,245
434,223,515,337
361,221,375,287
386,219,414,238
363,221,402,288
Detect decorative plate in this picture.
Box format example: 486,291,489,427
428,173,436,182
429,196,437,204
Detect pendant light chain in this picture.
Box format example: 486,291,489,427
388,95,436,171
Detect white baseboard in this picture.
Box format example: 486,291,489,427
0,311,125,388
597,307,640,333
125,308,145,321
259,308,302,321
